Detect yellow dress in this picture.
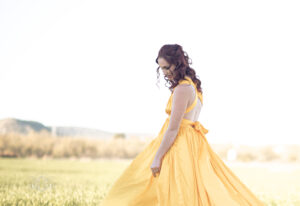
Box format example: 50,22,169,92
100,76,265,206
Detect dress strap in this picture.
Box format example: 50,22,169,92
185,95,198,114
178,76,201,114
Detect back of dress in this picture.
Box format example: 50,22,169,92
165,76,203,122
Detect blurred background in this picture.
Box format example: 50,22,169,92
0,0,300,205
0,0,299,161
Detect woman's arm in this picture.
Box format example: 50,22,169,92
154,84,193,160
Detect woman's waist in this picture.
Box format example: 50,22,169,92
166,116,209,135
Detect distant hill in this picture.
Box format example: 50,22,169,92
0,118,155,140
0,118,51,135
53,125,115,139
0,118,114,139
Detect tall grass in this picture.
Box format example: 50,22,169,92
0,132,149,159
1,132,299,162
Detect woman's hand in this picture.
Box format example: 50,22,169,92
150,156,162,177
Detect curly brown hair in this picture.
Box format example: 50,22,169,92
155,44,203,94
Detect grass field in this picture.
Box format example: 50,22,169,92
0,158,300,206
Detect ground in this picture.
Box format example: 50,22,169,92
0,158,299,206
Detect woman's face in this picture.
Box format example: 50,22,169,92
157,57,176,80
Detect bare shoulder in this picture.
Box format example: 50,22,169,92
173,84,194,98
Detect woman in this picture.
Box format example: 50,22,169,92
100,44,265,206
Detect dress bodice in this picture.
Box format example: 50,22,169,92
165,76,203,116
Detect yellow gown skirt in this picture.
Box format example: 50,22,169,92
100,117,265,206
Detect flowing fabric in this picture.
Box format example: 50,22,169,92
100,76,265,206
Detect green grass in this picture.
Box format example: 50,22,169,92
0,158,300,206
0,158,130,206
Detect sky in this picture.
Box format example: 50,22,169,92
0,0,299,145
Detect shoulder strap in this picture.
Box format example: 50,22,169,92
180,76,203,105
178,76,200,114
